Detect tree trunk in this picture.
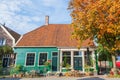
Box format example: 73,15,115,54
112,55,117,75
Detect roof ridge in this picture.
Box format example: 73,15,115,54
23,24,70,35
23,25,45,35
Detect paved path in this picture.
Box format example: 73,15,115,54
20,76,120,80
0,76,120,80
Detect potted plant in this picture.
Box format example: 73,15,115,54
10,65,23,78
84,64,91,76
44,61,51,71
65,63,71,71
18,72,24,78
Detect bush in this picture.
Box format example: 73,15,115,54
10,65,23,75
44,61,51,71
0,60,2,74
15,65,23,71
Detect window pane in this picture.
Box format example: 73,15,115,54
39,53,47,65
63,51,70,56
74,51,82,56
62,51,71,67
52,52,58,56
84,51,93,66
0,38,3,45
0,38,6,46
62,57,71,67
26,53,35,66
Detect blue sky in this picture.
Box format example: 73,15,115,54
0,0,71,34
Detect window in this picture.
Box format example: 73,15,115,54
84,51,93,66
0,38,6,46
62,51,71,67
39,53,47,65
74,51,82,56
52,52,58,57
26,53,35,66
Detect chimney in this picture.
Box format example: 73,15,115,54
45,15,49,25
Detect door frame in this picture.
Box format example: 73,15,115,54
51,52,58,72
73,56,83,70
2,57,9,67
73,51,83,70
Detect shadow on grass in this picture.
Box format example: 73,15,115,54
77,77,105,80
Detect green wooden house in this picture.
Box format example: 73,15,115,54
14,16,96,73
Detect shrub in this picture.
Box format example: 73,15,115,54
0,60,2,74
10,65,23,75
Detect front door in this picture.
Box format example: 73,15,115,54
52,52,58,71
3,58,9,67
74,57,82,70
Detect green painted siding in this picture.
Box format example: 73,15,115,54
14,47,58,72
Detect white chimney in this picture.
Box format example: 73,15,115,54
45,15,49,25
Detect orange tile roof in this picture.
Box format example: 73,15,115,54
16,24,95,47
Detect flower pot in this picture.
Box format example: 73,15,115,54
85,72,90,76
18,74,23,78
13,74,16,78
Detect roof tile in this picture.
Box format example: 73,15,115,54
16,24,95,47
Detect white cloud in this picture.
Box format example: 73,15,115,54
0,0,71,34
0,0,41,34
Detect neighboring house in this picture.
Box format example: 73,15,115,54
14,16,96,73
0,24,20,67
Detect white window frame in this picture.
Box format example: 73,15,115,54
25,52,36,67
62,51,71,68
0,38,6,46
73,51,82,57
38,52,48,66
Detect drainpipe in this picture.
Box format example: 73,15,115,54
95,50,98,75
58,48,61,72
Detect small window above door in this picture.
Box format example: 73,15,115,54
74,51,82,57
52,52,58,57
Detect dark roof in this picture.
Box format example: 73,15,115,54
4,26,21,42
16,24,95,47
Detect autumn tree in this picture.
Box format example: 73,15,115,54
69,0,120,74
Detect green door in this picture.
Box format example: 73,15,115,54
74,57,82,70
52,52,58,71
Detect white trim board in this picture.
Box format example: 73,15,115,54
51,51,59,71
24,52,36,67
59,48,95,51
38,52,48,66
14,35,23,47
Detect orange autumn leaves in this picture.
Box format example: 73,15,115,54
69,0,120,52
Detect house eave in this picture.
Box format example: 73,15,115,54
14,46,96,49
14,46,57,48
